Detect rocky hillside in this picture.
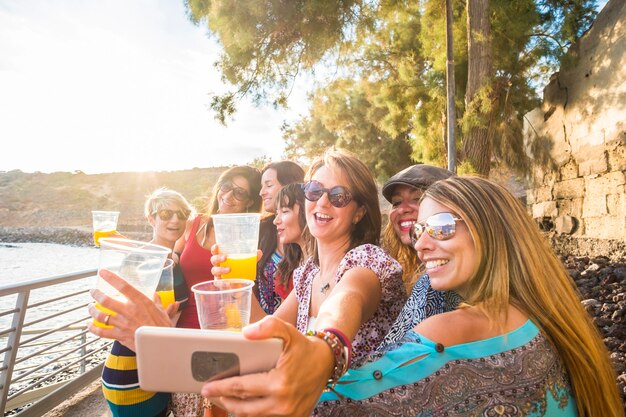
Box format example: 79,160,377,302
0,168,227,242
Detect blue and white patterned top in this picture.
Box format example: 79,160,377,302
378,273,461,349
315,320,578,417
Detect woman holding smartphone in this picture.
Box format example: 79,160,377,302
211,148,407,367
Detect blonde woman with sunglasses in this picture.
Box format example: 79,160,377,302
200,176,623,417
101,187,194,417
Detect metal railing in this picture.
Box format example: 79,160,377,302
0,269,112,416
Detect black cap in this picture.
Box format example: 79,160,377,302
382,164,455,202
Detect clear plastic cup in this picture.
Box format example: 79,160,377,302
212,213,260,280
94,238,171,328
91,210,120,246
191,279,254,331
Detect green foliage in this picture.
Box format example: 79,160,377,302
185,0,598,176
249,155,273,169
283,78,414,180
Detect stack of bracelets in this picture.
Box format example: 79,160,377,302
306,328,352,390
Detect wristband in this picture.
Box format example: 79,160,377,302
321,327,352,369
306,330,349,389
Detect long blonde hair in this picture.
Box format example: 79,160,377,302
424,176,623,417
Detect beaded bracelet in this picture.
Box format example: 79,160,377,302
306,330,349,389
322,327,352,368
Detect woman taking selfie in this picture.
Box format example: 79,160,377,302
211,148,407,366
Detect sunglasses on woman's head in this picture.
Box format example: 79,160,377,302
410,212,463,245
219,182,250,202
153,209,190,221
302,180,353,208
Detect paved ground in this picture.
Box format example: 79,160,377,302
42,380,110,417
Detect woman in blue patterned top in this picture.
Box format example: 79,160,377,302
201,176,623,417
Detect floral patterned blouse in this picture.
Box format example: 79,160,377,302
315,320,578,417
293,244,407,366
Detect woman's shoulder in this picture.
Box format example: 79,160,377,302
345,244,398,264
415,307,529,347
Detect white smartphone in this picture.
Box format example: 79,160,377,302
135,326,283,393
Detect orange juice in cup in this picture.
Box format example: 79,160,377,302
93,229,117,246
155,259,176,308
192,279,254,331
93,301,118,329
221,253,257,280
91,211,120,246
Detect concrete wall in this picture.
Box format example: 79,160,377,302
523,0,626,241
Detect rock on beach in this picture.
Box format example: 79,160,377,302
562,254,626,405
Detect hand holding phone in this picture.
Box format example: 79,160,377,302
135,326,282,393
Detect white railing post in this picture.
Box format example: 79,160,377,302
0,291,30,414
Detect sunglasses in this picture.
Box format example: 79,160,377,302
153,208,190,221
410,212,463,245
219,182,250,202
302,180,353,208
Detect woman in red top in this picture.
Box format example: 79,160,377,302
175,165,262,328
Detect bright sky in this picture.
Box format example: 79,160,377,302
0,0,310,174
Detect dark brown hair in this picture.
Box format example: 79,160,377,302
275,183,311,287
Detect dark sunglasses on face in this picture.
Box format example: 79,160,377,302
302,180,353,208
410,212,463,245
219,182,250,202
153,209,190,221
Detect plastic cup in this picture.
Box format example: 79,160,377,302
191,279,254,331
92,211,120,246
212,213,260,280
155,259,175,308
94,238,171,329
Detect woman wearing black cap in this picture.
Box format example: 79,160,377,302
379,164,461,347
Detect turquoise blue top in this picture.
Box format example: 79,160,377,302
316,320,578,417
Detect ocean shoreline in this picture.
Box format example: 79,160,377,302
0,227,151,247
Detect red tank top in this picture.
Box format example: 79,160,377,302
177,215,215,329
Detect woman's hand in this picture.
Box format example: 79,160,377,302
87,269,173,351
201,316,334,417
210,243,230,278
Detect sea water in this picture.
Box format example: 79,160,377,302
0,242,100,327
0,242,99,283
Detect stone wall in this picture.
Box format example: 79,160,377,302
523,0,626,245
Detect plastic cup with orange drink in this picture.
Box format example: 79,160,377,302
155,258,176,308
191,279,254,331
91,211,120,246
93,238,170,329
212,213,260,280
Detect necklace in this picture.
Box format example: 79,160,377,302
320,282,330,294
